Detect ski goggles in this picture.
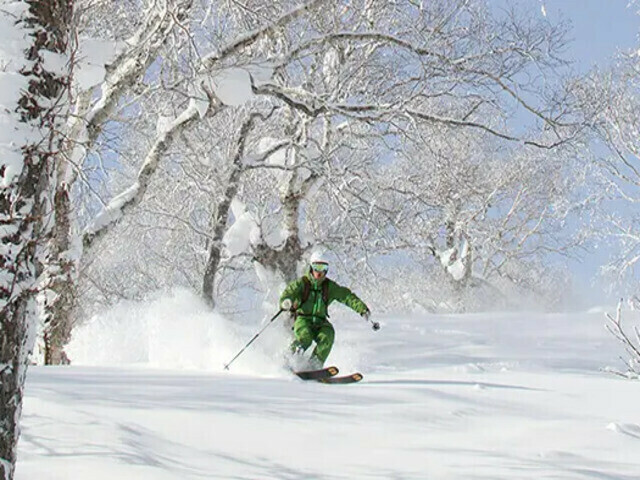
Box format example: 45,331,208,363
311,262,329,273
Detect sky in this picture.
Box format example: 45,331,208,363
544,0,638,63
491,1,640,66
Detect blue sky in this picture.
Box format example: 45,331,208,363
494,0,639,68
543,0,639,67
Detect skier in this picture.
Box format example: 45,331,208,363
279,252,379,370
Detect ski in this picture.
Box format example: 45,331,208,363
294,366,339,381
318,372,363,384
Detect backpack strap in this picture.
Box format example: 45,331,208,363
322,280,329,305
301,276,311,304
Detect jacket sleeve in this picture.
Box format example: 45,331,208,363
280,278,304,306
329,280,369,315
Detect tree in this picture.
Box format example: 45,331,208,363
304,120,585,311
70,0,591,325
0,1,72,477
606,300,640,379
72,1,332,315
41,0,326,357
588,55,640,294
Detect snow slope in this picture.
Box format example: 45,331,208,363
16,292,640,479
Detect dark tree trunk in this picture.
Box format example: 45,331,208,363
253,236,305,284
0,1,72,478
42,185,75,365
253,186,312,283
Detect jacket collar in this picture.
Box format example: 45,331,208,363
305,268,327,287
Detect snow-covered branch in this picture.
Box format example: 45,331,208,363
83,97,210,250
67,0,195,182
251,82,572,150
605,300,640,379
201,0,328,69
406,108,567,150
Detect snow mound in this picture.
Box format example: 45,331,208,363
212,68,253,106
66,288,288,377
74,37,119,90
606,422,640,438
223,198,260,256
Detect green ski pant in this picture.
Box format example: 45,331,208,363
290,316,335,363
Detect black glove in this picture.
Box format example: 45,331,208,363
362,311,380,331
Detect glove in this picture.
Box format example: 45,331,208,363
362,310,380,331
281,298,292,311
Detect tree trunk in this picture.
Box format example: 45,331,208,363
201,166,243,308
201,110,282,307
42,185,74,365
253,236,305,284
40,91,92,365
253,179,314,283
0,1,71,478
252,186,305,283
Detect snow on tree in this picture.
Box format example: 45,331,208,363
606,300,640,379
0,0,72,477
294,74,591,310
579,9,640,300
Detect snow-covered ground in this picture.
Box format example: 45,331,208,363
16,291,640,479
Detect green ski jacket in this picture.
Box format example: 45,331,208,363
280,270,369,321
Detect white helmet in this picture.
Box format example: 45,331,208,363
309,251,329,265
309,251,329,273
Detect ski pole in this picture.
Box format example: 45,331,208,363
223,309,284,370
